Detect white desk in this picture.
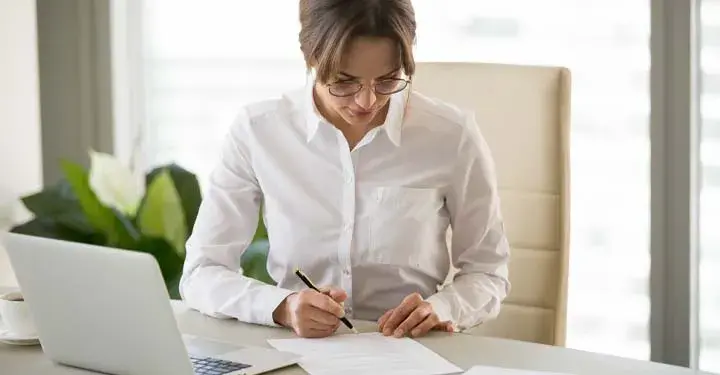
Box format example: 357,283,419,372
0,296,708,375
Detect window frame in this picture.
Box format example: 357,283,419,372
649,0,702,368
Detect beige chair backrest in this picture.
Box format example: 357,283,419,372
411,62,571,346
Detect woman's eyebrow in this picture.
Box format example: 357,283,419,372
338,68,400,79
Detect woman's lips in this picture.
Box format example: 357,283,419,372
348,108,375,118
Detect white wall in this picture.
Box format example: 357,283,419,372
0,0,44,288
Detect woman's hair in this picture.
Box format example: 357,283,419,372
298,0,417,84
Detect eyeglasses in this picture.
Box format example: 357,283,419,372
327,78,410,97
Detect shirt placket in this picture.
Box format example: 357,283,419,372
336,132,356,317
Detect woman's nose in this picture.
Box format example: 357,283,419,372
355,86,376,110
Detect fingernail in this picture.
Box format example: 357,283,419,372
411,329,420,337
393,328,403,337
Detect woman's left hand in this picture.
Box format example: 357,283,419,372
377,292,454,338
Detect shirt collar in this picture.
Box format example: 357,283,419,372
304,72,323,143
303,71,406,146
382,91,405,147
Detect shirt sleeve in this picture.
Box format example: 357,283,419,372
426,111,511,331
179,108,294,327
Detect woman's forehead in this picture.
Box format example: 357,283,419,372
337,37,400,79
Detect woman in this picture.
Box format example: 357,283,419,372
180,0,510,339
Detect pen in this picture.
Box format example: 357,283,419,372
294,268,358,334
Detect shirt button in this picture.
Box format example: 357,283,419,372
343,268,351,276
343,223,352,231
345,174,354,184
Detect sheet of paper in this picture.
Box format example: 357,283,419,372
464,365,573,375
267,332,463,375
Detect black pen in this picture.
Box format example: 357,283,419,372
294,268,358,334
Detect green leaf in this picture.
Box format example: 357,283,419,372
10,217,106,245
137,170,187,257
241,240,275,285
22,179,77,217
253,212,268,242
166,272,183,301
20,179,96,235
110,208,141,247
60,161,114,231
146,164,202,236
135,236,184,299
60,160,137,248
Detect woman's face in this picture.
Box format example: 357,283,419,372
314,37,402,129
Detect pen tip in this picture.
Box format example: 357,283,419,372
351,328,359,334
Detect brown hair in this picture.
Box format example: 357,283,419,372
298,0,417,84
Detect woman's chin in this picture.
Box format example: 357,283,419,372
345,119,373,128
342,110,377,127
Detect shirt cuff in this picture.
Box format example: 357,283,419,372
254,285,296,327
426,294,454,329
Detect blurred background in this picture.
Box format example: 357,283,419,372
0,0,717,372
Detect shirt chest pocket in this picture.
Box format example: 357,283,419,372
359,186,448,268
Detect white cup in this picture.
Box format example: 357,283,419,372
0,291,37,337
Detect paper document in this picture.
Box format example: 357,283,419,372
464,365,573,375
267,332,463,375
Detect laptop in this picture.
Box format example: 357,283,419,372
1,232,301,375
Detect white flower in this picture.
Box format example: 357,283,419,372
88,150,145,217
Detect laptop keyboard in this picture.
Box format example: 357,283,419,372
190,355,251,375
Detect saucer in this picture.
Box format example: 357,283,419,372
0,329,40,346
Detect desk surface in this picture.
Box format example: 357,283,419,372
0,297,707,375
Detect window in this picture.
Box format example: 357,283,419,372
411,0,651,359
700,0,720,372
137,0,652,361
139,0,306,180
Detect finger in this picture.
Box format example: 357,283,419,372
298,308,338,331
327,320,342,334
377,309,394,332
321,287,347,304
394,304,432,337
382,293,422,335
300,326,336,338
410,314,441,337
306,314,340,336
305,304,341,326
308,291,345,318
306,318,338,332
434,321,454,333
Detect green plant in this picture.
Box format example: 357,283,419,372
10,151,273,298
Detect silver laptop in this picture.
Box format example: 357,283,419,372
1,232,300,375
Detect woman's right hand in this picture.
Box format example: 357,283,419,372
273,287,347,338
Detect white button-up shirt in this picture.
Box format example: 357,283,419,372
180,77,510,331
